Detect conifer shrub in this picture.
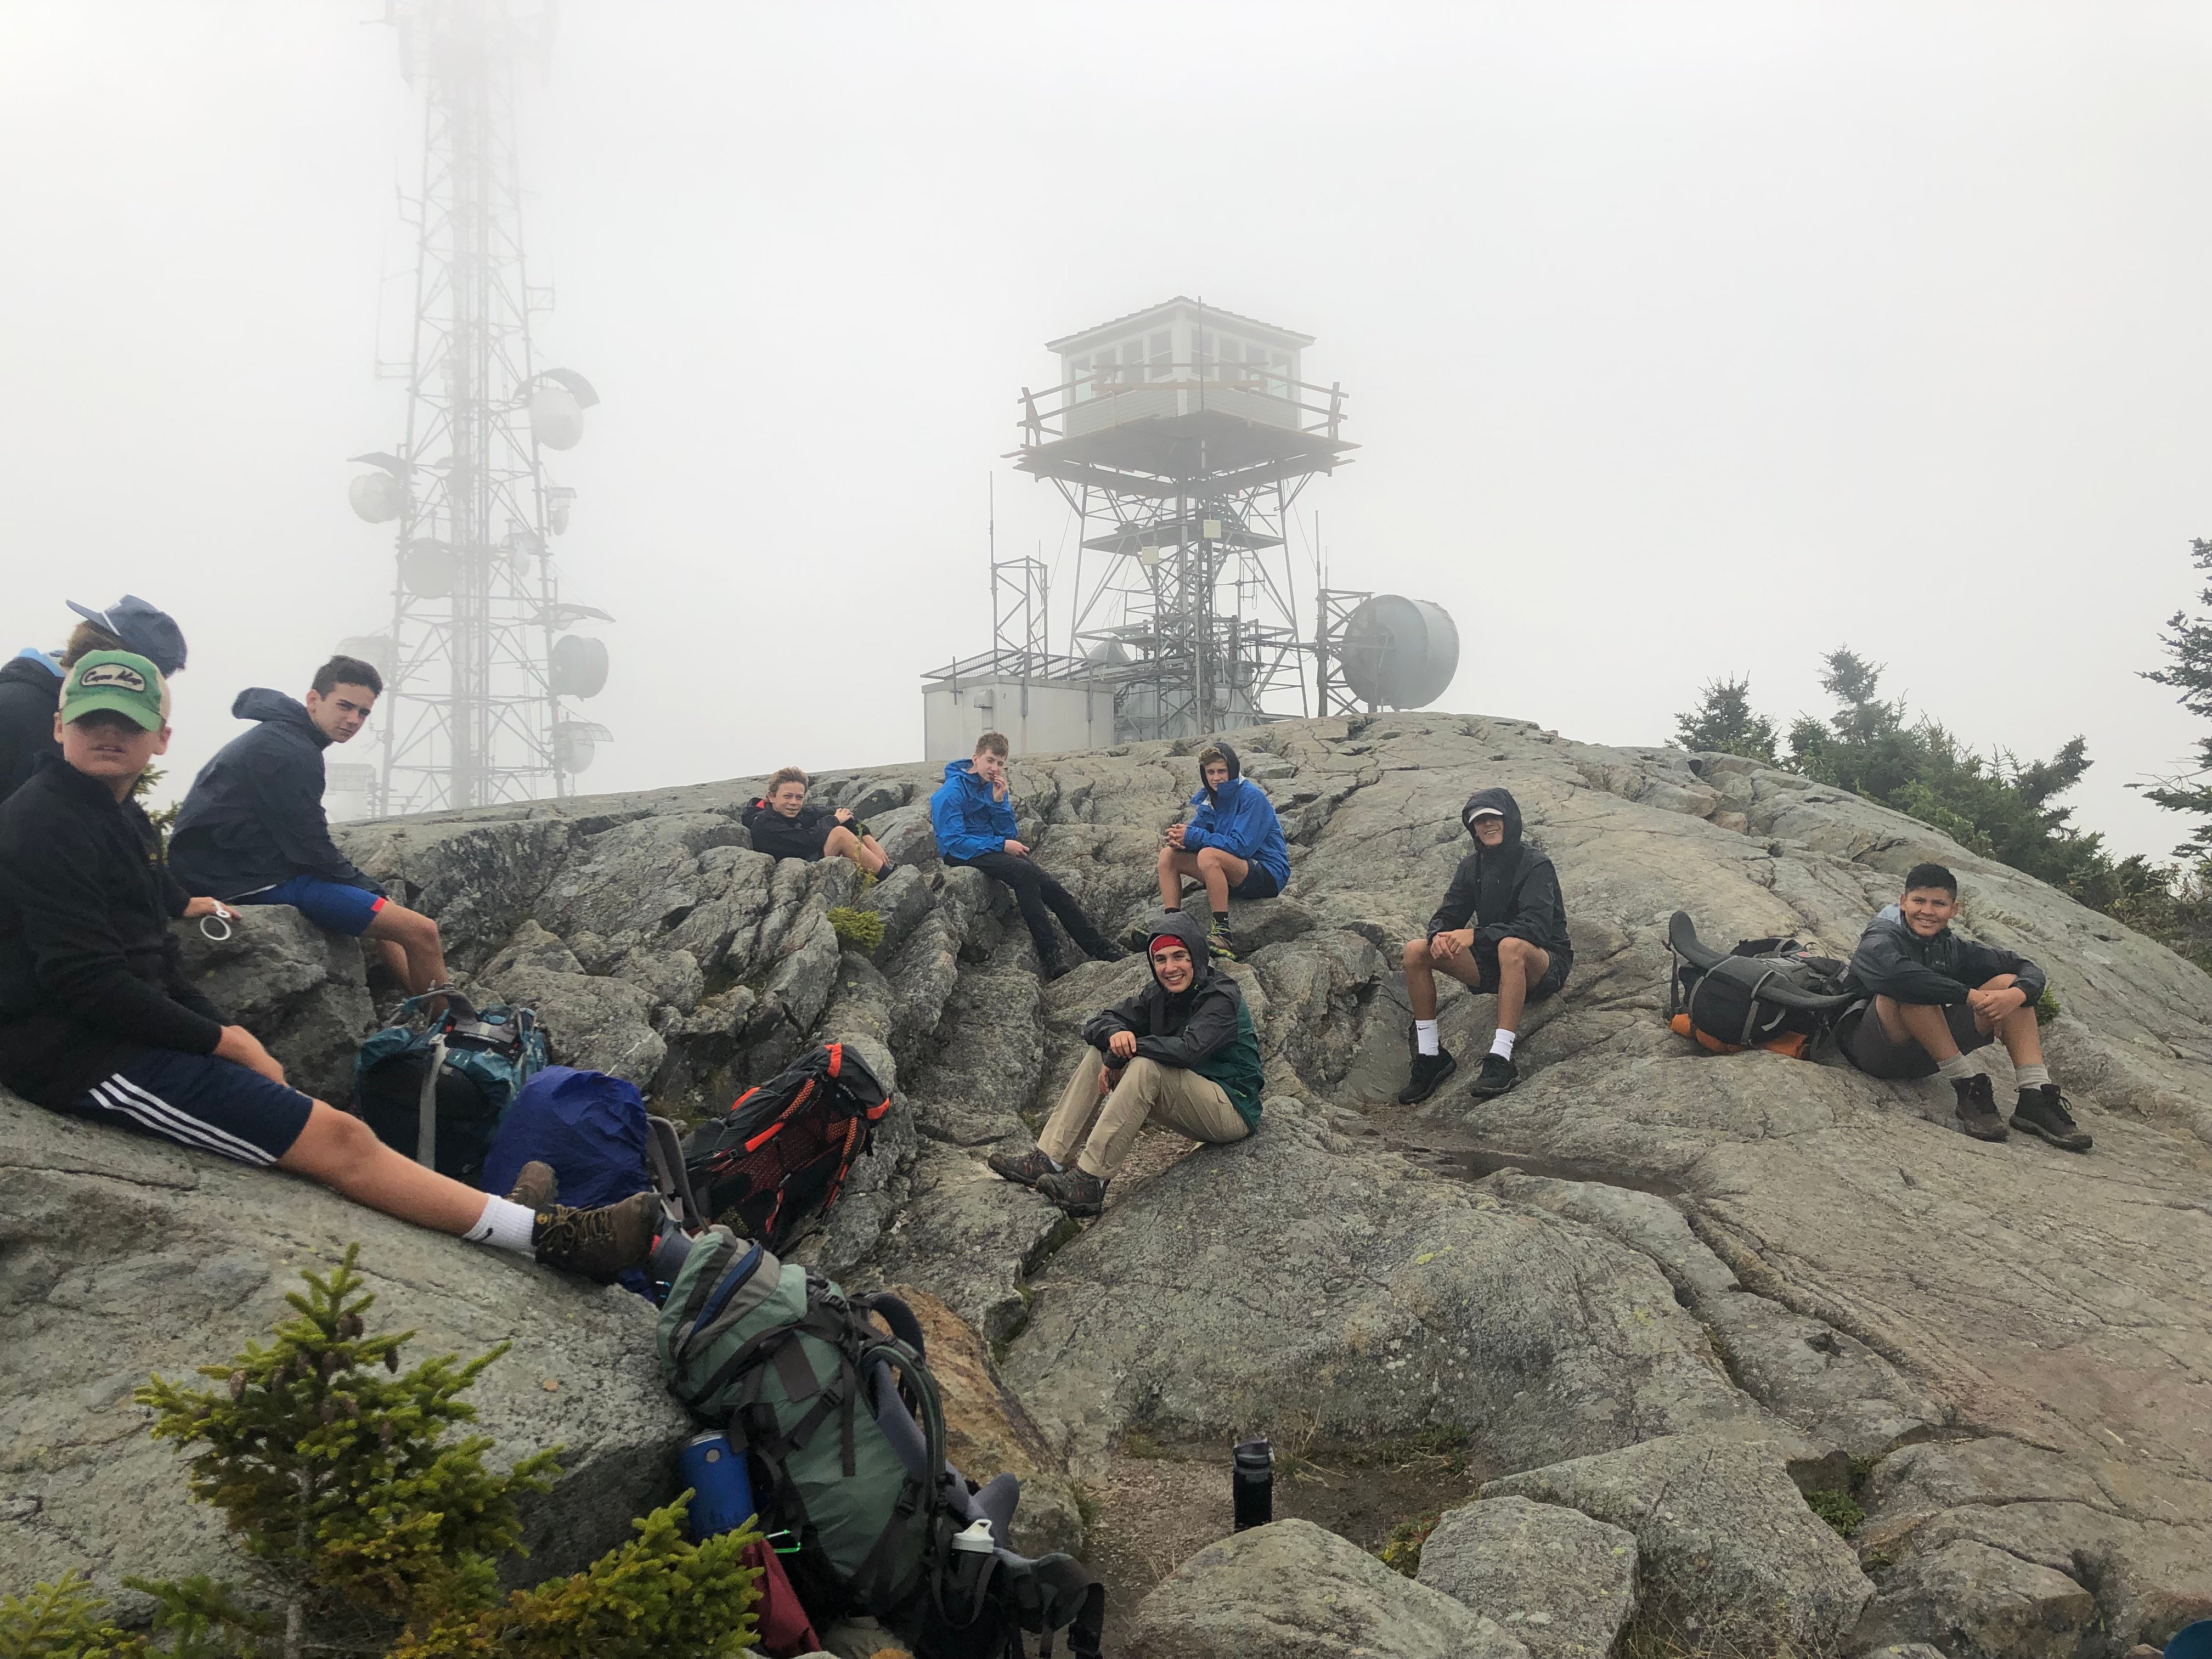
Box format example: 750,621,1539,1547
827,905,885,956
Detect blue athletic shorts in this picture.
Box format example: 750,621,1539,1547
69,1048,315,1166
238,876,388,937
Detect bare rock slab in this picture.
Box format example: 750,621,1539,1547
1415,1495,1638,1659
1127,1517,1531,1659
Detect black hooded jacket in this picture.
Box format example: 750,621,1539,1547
1845,905,2046,1008
1424,787,1572,968
1080,907,1266,1123
0,758,226,1107
0,652,64,804
740,798,840,862
168,690,377,900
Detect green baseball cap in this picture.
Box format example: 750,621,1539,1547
61,650,168,732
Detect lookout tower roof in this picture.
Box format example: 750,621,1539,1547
1046,298,1314,356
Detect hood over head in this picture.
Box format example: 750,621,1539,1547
1461,786,1523,852
1146,906,1215,990
1198,739,1243,802
232,687,324,744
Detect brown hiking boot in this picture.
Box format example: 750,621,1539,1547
986,1146,1060,1189
1037,1165,1108,1218
532,1190,661,1283
2011,1085,2092,1152
505,1160,558,1212
1953,1074,2007,1142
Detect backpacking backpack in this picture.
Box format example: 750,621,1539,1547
657,1228,1105,1656
681,1042,890,1250
353,991,548,1181
1666,911,1857,1059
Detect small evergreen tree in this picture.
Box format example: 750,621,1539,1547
2141,537,2212,859
1672,675,1779,763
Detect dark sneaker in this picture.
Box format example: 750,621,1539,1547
1953,1074,2007,1142
1083,938,1129,963
506,1160,558,1212
1206,924,1238,962
1041,954,1078,983
1468,1053,1519,1098
2011,1085,2092,1152
1396,1048,1459,1105
532,1190,661,1283
1036,1166,1108,1218
988,1146,1060,1188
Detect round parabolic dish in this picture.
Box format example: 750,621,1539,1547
1340,595,1460,709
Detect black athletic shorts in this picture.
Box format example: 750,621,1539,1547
1841,1001,1991,1081
1470,940,1569,1003
65,1048,315,1166
1229,865,1280,901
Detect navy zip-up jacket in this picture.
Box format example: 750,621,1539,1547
168,690,378,900
1425,787,1573,969
1845,904,2046,1008
0,650,63,805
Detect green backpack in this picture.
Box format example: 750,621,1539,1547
656,1226,948,1621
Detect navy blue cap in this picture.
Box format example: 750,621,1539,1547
67,594,187,675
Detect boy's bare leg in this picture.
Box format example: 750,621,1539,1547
364,904,449,996
278,1102,490,1234
1493,937,1551,1036
1874,995,1963,1062
1400,937,1486,1019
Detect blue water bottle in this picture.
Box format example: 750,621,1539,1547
680,1430,756,1541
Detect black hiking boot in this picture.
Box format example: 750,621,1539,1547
987,1146,1060,1189
532,1190,662,1283
1041,953,1079,983
2011,1085,2092,1152
1082,937,1128,963
1036,1165,1108,1218
1952,1074,2007,1142
506,1160,558,1212
1468,1053,1520,1099
1397,1047,1458,1105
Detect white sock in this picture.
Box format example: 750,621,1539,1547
1936,1052,1978,1084
1414,1019,1440,1058
1490,1029,1516,1060
464,1195,537,1255
2014,1063,2051,1091
1044,1152,1064,1172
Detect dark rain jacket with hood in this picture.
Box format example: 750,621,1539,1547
168,690,380,901
1081,907,1265,1126
740,798,840,862
1425,787,1573,972
929,758,1019,864
0,650,63,804
1845,903,2046,1008
1181,741,1291,892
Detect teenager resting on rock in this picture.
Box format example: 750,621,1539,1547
0,651,658,1282
0,593,188,805
741,765,894,878
1839,861,2089,1150
1397,787,1572,1104
929,730,1121,981
989,908,1263,1217
1152,740,1290,962
168,656,452,1001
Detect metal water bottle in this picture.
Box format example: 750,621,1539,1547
1232,1437,1273,1531
680,1430,755,1541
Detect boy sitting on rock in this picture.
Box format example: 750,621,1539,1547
1153,740,1290,961
930,730,1121,980
0,651,659,1282
1840,861,2089,1149
741,765,894,878
989,909,1263,1217
1397,787,1572,1104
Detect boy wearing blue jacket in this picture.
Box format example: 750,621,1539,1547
929,731,1121,980
1155,740,1289,961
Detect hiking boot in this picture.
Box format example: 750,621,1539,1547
505,1160,558,1212
2011,1085,2092,1152
1396,1047,1458,1106
987,1146,1060,1189
1120,921,1157,954
1041,953,1079,983
1468,1053,1520,1099
531,1190,662,1283
1952,1074,2007,1142
1036,1165,1108,1218
1206,922,1238,962
1083,938,1129,963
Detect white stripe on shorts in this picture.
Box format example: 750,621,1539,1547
89,1077,276,1167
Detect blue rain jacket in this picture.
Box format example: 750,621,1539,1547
929,758,1018,864
1182,742,1290,891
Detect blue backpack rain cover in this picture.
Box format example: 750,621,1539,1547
481,1065,654,1213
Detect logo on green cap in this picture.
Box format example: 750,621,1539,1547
62,650,167,733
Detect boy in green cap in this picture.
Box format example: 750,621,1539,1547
0,652,657,1283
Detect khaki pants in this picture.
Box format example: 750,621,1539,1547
1039,1051,1250,1180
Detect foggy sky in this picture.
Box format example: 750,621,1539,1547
4,2,2209,862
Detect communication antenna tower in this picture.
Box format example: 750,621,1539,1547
344,0,611,815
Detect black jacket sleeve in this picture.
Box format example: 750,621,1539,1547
1425,858,1480,941
249,745,373,887
1475,859,1568,955
1848,925,1972,1005
1959,940,2046,1006
0,831,224,1056
1132,983,1240,1070
1082,991,1147,1051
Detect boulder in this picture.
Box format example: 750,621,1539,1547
1126,1517,1531,1659
0,1087,691,1611
1482,1433,1872,1658
174,904,374,1105
1414,1495,1638,1659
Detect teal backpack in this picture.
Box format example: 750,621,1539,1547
352,992,548,1181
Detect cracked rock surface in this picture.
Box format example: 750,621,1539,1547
1,713,2206,1652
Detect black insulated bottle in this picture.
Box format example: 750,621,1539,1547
1232,1438,1273,1531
